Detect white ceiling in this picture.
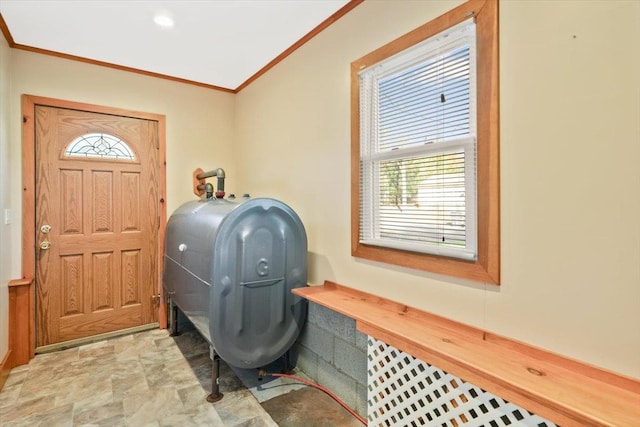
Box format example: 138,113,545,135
0,0,352,91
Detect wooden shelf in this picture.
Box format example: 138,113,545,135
293,281,640,427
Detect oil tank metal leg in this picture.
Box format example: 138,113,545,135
281,350,292,374
207,352,224,402
168,298,179,336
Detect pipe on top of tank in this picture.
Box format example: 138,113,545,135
193,167,226,199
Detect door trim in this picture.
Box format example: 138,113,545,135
21,94,167,360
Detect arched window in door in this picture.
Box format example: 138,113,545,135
64,133,136,160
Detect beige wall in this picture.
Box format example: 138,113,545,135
235,0,640,378
0,35,11,362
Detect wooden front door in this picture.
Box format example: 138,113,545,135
35,105,160,348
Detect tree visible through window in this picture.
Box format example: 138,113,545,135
351,0,499,284
359,21,476,259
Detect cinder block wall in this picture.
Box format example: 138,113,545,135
293,302,368,418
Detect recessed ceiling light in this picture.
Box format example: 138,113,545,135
154,12,175,28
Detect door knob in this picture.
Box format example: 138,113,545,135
40,241,51,250
40,224,52,233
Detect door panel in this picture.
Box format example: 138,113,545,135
35,106,159,347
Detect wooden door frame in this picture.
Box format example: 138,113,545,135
20,94,167,361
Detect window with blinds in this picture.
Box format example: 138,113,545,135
359,19,477,260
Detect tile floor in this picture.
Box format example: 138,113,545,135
0,328,280,426
0,327,365,427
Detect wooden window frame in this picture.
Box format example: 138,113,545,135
350,0,499,284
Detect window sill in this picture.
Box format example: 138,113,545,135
293,281,640,426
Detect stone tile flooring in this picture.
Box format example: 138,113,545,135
0,328,278,426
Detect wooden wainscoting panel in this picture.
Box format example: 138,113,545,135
8,278,35,368
0,349,11,391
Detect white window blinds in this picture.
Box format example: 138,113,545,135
359,19,477,260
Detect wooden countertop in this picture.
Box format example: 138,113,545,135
293,281,640,427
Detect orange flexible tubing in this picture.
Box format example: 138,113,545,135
265,372,367,426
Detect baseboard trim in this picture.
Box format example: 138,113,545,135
0,349,12,391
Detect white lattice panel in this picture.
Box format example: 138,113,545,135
367,337,558,427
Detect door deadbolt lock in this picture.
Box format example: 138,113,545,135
40,241,51,250
40,224,52,234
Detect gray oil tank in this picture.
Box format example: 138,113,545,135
163,197,307,369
